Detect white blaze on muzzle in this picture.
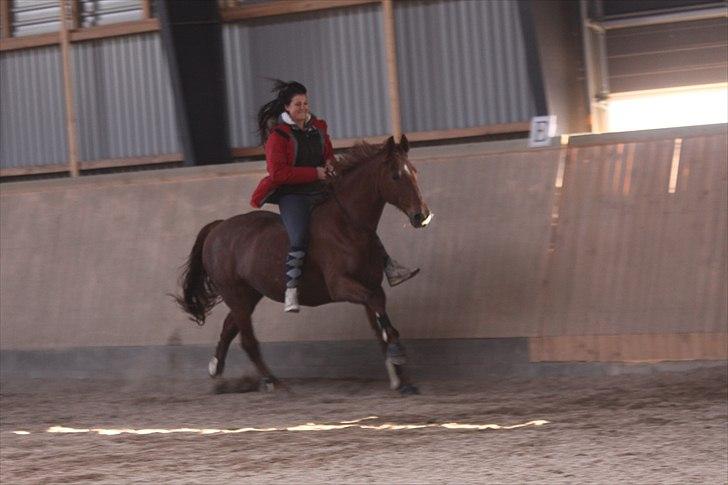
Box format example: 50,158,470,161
420,212,433,226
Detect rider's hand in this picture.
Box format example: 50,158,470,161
324,160,337,178
316,166,327,180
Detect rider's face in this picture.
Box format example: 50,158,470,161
286,94,309,126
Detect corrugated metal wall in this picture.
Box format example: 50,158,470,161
223,23,256,148
10,0,144,37
2,0,537,169
79,0,143,28
394,0,536,132
0,46,68,168
11,0,61,37
72,33,179,161
607,18,728,92
224,3,390,145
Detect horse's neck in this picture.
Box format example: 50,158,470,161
329,160,385,232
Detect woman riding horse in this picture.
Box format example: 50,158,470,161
176,127,431,393
251,80,419,312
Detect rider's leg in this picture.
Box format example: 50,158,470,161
374,235,420,287
278,194,314,312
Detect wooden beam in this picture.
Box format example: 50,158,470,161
404,122,531,143
79,153,182,170
70,0,81,30
229,123,530,159
381,0,401,139
0,32,59,51
230,146,264,158
230,134,399,159
0,154,183,178
220,0,380,22
0,19,159,51
141,0,152,19
0,164,70,178
70,18,159,42
59,0,80,177
1,0,12,39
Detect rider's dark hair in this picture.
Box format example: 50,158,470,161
256,79,308,144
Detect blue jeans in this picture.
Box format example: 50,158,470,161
278,193,315,250
279,193,317,288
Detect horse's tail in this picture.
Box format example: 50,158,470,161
175,220,223,326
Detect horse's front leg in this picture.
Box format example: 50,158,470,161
363,289,418,395
363,306,415,393
329,277,417,394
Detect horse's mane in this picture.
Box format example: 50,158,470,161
334,141,385,174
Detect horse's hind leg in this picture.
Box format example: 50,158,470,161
216,286,282,389
237,315,285,390
364,301,418,395
209,313,238,377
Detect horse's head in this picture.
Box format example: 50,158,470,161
378,135,432,228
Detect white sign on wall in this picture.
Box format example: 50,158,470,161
528,115,557,147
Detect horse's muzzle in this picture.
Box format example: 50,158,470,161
410,210,433,228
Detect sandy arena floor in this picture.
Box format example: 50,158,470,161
1,366,726,484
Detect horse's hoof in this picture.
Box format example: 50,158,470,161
261,377,289,392
213,379,227,394
398,384,419,396
208,357,223,377
213,376,260,394
386,342,407,365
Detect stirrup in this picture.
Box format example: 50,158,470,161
385,258,420,287
284,287,299,313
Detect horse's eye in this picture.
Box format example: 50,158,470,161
392,172,401,180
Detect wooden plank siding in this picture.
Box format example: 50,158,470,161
1,127,725,361
529,334,728,362
531,126,727,363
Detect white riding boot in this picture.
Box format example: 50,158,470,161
385,257,420,287
284,287,300,313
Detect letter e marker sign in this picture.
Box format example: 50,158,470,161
528,115,557,147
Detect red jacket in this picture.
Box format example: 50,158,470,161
250,117,334,208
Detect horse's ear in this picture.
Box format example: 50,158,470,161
399,134,409,153
384,136,396,154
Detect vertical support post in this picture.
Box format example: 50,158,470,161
70,0,81,29
1,0,12,39
141,0,152,19
381,0,402,140
59,0,80,177
157,0,231,166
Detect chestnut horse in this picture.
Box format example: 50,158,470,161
176,135,431,394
